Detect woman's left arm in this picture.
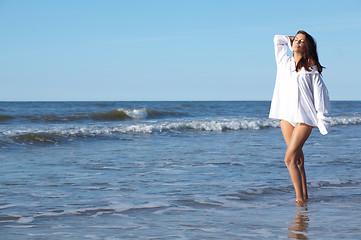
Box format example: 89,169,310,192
313,74,332,135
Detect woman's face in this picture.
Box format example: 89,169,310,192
292,33,306,54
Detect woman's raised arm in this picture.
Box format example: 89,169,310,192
274,35,293,65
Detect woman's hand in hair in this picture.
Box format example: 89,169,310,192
289,36,295,43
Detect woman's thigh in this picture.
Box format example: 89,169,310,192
287,123,313,155
280,120,295,147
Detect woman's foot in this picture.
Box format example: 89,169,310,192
295,199,308,207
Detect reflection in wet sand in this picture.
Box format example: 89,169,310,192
288,203,309,239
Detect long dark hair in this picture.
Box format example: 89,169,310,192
295,30,325,74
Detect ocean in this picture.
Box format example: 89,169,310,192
1,101,360,239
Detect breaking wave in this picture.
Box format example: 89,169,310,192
1,119,279,146
90,108,183,121
331,116,361,126
3,108,186,123
1,115,361,146
90,109,147,121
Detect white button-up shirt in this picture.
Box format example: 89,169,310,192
269,35,331,135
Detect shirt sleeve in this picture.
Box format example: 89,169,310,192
313,74,332,135
274,35,293,65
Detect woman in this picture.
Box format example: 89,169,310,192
269,30,331,203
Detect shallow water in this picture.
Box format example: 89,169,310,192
1,101,360,239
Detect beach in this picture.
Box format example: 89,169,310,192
1,101,360,239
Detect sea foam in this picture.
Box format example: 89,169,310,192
2,115,361,146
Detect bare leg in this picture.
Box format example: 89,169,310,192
281,121,308,198
280,121,312,202
297,151,308,200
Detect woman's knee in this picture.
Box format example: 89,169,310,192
284,157,296,167
284,150,299,166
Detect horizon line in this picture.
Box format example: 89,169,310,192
0,99,359,102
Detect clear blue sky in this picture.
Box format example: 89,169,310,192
1,0,361,101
